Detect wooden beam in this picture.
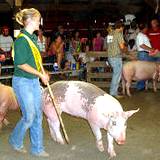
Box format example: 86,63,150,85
15,0,24,7
0,3,12,12
22,3,141,13
5,0,14,8
22,3,119,11
144,0,158,9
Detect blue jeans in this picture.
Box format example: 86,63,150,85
9,76,44,155
136,51,149,89
108,57,122,96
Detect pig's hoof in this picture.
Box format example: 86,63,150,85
0,123,2,130
56,139,65,145
96,140,104,152
108,150,116,158
153,89,157,92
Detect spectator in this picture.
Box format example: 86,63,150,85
107,21,126,98
48,34,65,69
136,23,154,61
0,26,13,60
147,18,160,61
71,30,81,53
0,26,13,52
36,26,48,57
92,31,104,51
56,25,66,39
136,23,155,90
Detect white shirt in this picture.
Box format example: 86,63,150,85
0,34,13,52
37,36,46,52
136,32,151,52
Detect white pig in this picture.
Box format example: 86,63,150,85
122,60,160,96
42,81,139,158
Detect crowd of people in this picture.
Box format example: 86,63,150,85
0,16,160,92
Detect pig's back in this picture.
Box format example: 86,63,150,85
49,81,106,100
47,81,107,117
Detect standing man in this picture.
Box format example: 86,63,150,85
148,18,160,61
107,21,126,98
9,8,49,157
136,23,155,90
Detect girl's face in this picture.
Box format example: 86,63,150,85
30,16,41,31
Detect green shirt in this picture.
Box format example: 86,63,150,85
13,29,40,79
107,31,124,58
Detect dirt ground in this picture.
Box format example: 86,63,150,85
0,89,160,160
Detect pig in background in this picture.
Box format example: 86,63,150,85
0,83,19,129
122,60,160,97
42,81,139,158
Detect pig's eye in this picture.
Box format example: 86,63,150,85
112,121,116,126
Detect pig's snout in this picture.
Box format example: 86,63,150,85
116,139,125,145
116,132,126,145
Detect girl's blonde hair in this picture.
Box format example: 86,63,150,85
15,8,41,26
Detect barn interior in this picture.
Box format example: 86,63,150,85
0,1,160,160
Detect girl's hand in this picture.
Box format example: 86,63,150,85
39,72,50,85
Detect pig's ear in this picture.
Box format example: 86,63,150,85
125,108,139,119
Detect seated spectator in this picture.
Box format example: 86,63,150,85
0,26,13,59
65,30,81,65
71,30,81,54
92,31,104,51
56,25,67,40
78,40,90,64
36,26,48,57
48,34,67,69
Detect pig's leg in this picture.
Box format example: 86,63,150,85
122,77,126,95
145,80,148,91
47,118,65,144
89,122,104,152
126,80,132,97
107,132,116,157
0,112,5,130
153,79,157,92
0,122,2,131
47,118,58,141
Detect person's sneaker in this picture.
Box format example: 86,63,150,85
136,88,145,91
13,147,27,153
34,151,49,157
113,95,124,99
